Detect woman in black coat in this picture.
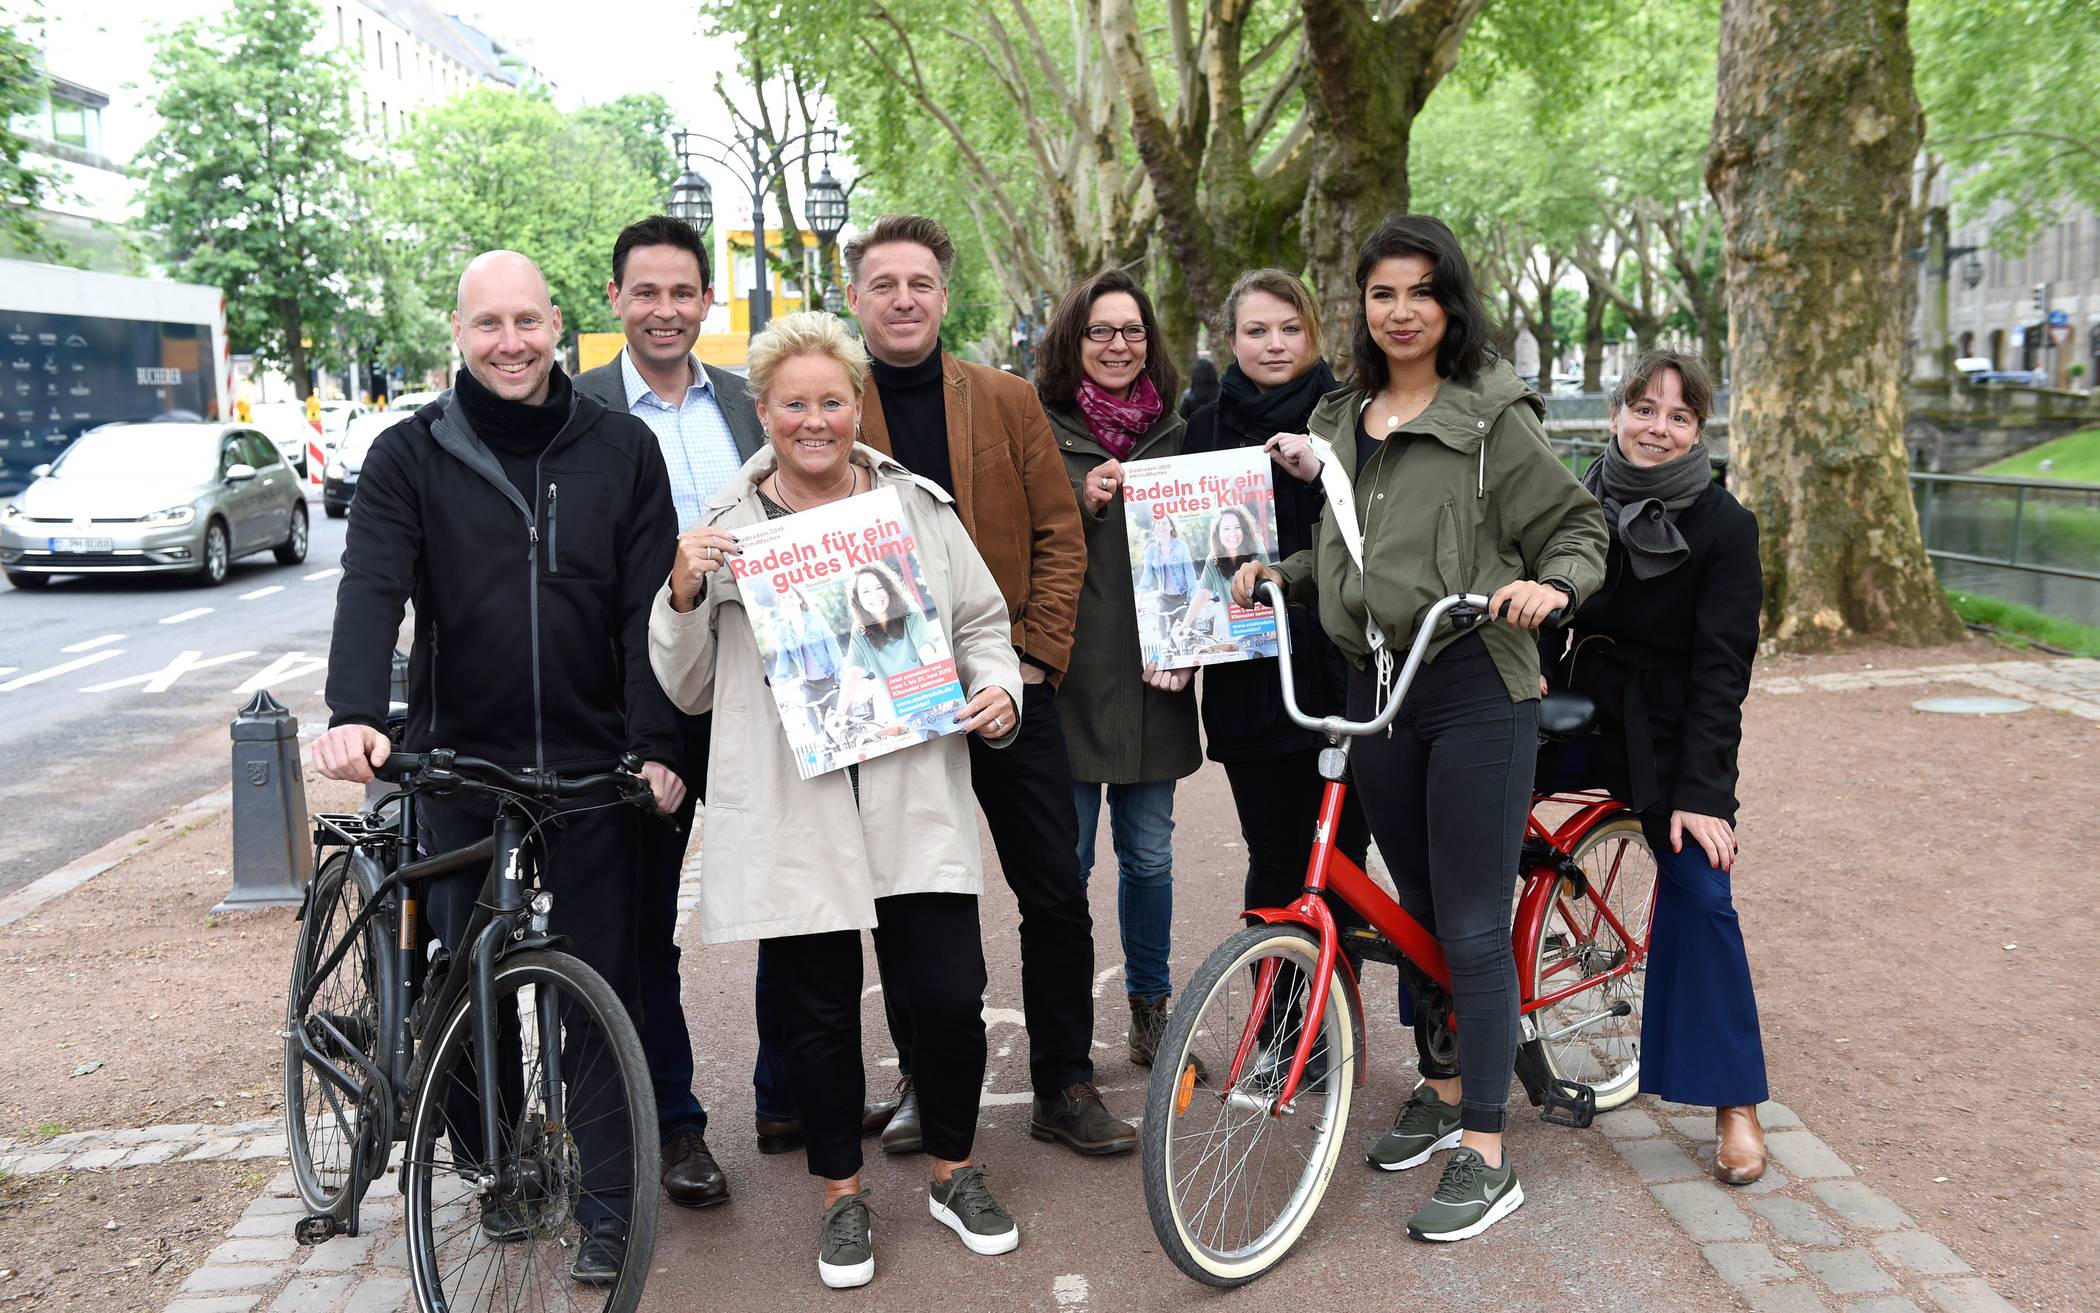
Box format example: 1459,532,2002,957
1183,267,1375,1022
1539,348,1771,1185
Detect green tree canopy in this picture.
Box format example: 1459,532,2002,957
386,87,661,339
135,0,360,392
572,93,680,196
1914,0,2100,251
1,6,62,262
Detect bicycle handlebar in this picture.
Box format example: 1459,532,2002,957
1261,582,1561,740
373,748,657,810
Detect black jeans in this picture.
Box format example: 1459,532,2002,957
1347,636,1538,1135
890,680,1095,1097
769,893,988,1179
1222,749,1371,931
419,793,643,1226
638,711,711,1142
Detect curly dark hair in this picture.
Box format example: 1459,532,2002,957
1034,268,1179,409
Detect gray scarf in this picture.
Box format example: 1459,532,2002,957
1583,437,1712,579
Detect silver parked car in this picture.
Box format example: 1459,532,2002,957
0,422,310,590
322,410,398,518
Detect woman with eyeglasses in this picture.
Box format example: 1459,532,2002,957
1035,268,1202,1070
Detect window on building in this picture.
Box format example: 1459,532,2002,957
48,99,88,149
380,100,389,138
376,31,384,70
336,6,344,45
394,42,402,74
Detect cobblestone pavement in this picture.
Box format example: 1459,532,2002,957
1756,656,2100,721
17,660,2084,1313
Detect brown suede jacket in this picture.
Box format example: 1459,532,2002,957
860,354,1087,682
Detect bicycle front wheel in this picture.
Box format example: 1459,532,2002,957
1529,814,1659,1110
284,851,394,1214
1141,924,1356,1287
402,950,659,1313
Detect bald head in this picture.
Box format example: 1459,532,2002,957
452,250,564,406
456,250,552,317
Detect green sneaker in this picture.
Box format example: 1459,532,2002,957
1406,1146,1524,1242
927,1164,1020,1256
818,1190,875,1289
1366,1087,1462,1171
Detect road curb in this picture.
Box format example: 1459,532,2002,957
0,786,230,929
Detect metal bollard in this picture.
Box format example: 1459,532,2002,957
215,689,314,914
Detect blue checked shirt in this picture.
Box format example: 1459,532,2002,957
620,351,745,531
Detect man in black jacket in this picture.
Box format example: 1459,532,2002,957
314,250,685,1285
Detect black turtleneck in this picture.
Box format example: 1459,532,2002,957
868,345,953,495
454,364,575,501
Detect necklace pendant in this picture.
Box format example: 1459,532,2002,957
1385,414,1400,431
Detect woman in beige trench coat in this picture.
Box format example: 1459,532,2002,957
648,312,1024,1290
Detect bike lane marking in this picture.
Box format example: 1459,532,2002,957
159,607,214,625
237,652,329,693
62,633,124,653
303,567,341,582
0,648,123,691
239,585,284,601
81,649,258,694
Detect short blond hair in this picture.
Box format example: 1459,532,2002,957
745,311,870,400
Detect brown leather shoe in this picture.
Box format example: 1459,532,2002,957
1029,1082,1138,1156
661,1130,728,1207
754,1101,900,1156
1713,1104,1768,1186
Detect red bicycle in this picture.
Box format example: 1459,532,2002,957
1139,589,1660,1287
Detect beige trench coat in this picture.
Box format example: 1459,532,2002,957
648,443,1024,944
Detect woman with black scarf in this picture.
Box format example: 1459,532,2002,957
1184,269,1374,965
1537,348,1771,1186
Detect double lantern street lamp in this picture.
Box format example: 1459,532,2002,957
668,127,850,339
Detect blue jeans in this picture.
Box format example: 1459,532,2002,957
1073,780,1176,998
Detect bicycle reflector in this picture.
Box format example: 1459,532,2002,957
1175,1061,1198,1117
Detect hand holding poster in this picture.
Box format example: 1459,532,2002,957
1121,447,1280,670
726,485,969,780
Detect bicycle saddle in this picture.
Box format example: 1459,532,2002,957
1538,692,1597,738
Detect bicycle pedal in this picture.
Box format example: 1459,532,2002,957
1538,1077,1597,1129
294,1214,344,1246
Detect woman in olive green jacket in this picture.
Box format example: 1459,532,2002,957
1240,216,1606,1243
1037,268,1203,1070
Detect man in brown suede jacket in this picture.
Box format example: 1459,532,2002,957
837,213,1136,1156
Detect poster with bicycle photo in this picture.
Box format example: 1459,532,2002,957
1120,446,1281,671
727,485,968,780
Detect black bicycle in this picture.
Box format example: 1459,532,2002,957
282,748,662,1313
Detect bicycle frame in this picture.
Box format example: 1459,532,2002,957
296,787,562,1235
1224,587,1645,1117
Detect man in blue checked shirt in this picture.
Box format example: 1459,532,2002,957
576,215,899,1208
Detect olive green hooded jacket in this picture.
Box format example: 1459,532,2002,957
1273,359,1607,703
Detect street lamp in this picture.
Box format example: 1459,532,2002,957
804,145,851,317
669,124,845,339
668,131,712,232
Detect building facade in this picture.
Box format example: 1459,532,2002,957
1934,191,2100,388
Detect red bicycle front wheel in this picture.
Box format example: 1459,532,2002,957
1140,924,1357,1287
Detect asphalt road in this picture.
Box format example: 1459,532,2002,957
0,492,349,895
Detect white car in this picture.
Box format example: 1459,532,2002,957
249,402,324,477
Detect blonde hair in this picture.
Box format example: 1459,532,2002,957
745,311,870,400
1219,268,1324,364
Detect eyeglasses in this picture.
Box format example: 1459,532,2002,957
1083,323,1148,343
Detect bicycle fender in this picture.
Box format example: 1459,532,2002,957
1241,907,1371,1090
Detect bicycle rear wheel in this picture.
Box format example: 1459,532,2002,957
402,950,658,1313
1141,924,1356,1287
1529,814,1659,1110
284,851,394,1214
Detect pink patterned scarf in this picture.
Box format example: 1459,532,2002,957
1075,374,1165,459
